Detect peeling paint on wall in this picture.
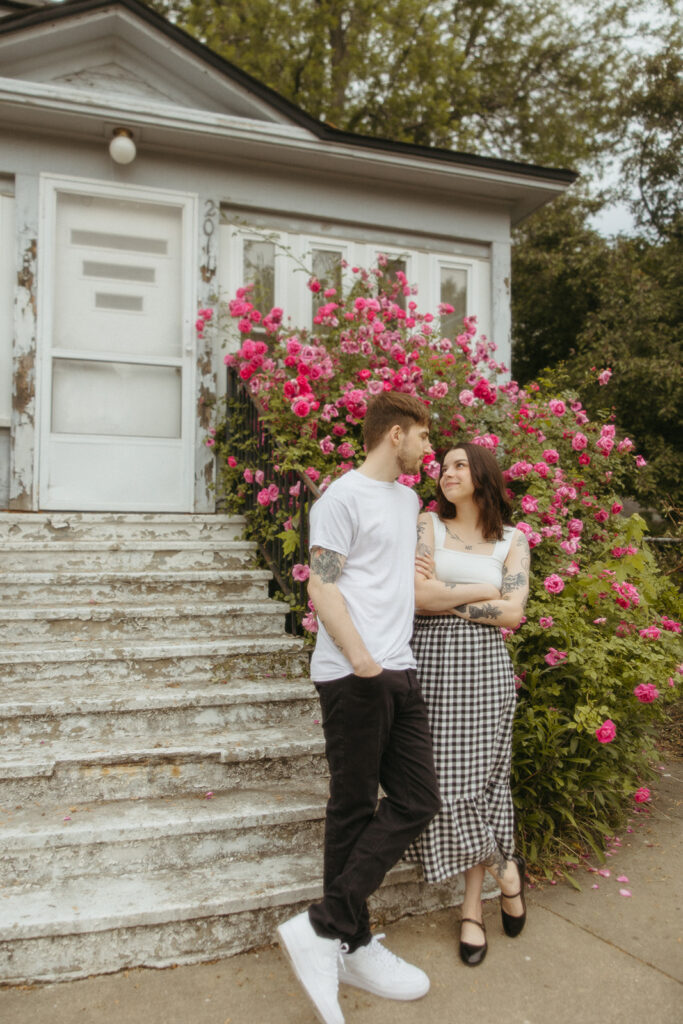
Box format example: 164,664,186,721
10,232,38,510
194,198,219,512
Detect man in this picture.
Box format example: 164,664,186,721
277,392,442,1024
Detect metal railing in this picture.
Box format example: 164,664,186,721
225,364,320,635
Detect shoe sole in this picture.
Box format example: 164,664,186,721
340,975,430,1000
277,922,343,1024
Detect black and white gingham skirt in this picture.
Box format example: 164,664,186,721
406,615,517,882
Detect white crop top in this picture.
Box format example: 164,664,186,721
430,512,516,590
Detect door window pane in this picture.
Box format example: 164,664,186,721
440,266,468,338
243,240,275,314
51,359,181,438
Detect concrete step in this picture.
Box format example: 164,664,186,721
0,539,257,572
0,600,289,644
0,512,246,543
0,851,462,984
0,568,272,604
0,724,326,803
0,678,320,742
0,635,309,685
0,781,329,885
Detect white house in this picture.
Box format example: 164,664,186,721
0,0,576,515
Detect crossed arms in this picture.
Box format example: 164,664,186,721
414,512,529,627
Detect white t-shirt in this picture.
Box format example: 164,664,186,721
309,470,419,682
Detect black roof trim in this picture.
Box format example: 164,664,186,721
0,0,578,186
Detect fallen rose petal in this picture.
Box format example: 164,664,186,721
598,868,611,877
591,884,599,889
617,875,629,882
619,888,632,897
205,791,214,799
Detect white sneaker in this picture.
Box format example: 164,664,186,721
277,910,345,1024
340,933,430,1000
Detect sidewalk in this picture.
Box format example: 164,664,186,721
2,761,681,1024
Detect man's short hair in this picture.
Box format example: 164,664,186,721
362,391,430,451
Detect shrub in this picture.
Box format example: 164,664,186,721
206,258,682,875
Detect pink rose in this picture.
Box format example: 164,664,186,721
301,610,318,633
545,648,567,666
305,467,321,482
597,368,612,385
533,462,549,478
618,438,634,452
542,449,560,464
521,495,539,513
227,456,237,468
611,502,623,515
308,278,321,293
548,399,566,416
633,683,659,703
319,436,335,454
243,468,254,484
336,442,356,459
256,488,271,506
578,453,591,466
539,616,554,629
595,719,616,744
638,625,660,641
292,399,311,417
544,574,565,594
572,433,588,451
633,787,651,803
459,389,475,406
594,509,609,523
567,518,584,536
635,455,647,468
292,563,310,582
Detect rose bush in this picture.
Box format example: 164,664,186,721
207,258,682,876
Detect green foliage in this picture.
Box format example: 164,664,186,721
512,208,683,507
205,260,682,872
144,0,674,172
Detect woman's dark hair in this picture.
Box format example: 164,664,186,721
435,442,513,541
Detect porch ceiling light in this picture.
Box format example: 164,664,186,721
109,128,136,165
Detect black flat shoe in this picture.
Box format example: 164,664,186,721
501,854,527,938
459,917,487,966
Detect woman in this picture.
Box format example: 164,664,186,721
407,443,529,966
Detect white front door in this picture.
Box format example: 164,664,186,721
38,177,196,511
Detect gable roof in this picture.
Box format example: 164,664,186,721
0,0,577,189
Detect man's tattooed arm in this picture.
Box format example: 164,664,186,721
310,546,345,584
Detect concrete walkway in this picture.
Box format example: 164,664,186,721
2,761,681,1024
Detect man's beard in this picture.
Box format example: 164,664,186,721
397,451,421,475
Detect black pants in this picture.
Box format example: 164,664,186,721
308,667,441,951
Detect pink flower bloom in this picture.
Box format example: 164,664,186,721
398,473,420,487
529,532,542,547
205,437,215,447
638,626,660,641
515,521,532,536
567,518,584,536
594,508,609,523
227,456,237,467
544,574,565,595
597,368,612,385
661,616,681,633
595,719,616,744
292,399,311,417
539,616,554,629
635,455,647,468
611,502,623,515
578,453,591,466
302,610,318,633
572,432,588,451
521,494,539,513
544,648,567,666
633,683,659,702
336,442,356,459
533,462,549,478
593,617,607,625
548,399,566,416
305,467,321,482
634,787,651,803
617,438,634,452
243,468,254,484
459,389,475,406
256,488,271,506
292,563,310,582
319,436,336,455
267,484,279,501
543,449,560,464
308,278,321,293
